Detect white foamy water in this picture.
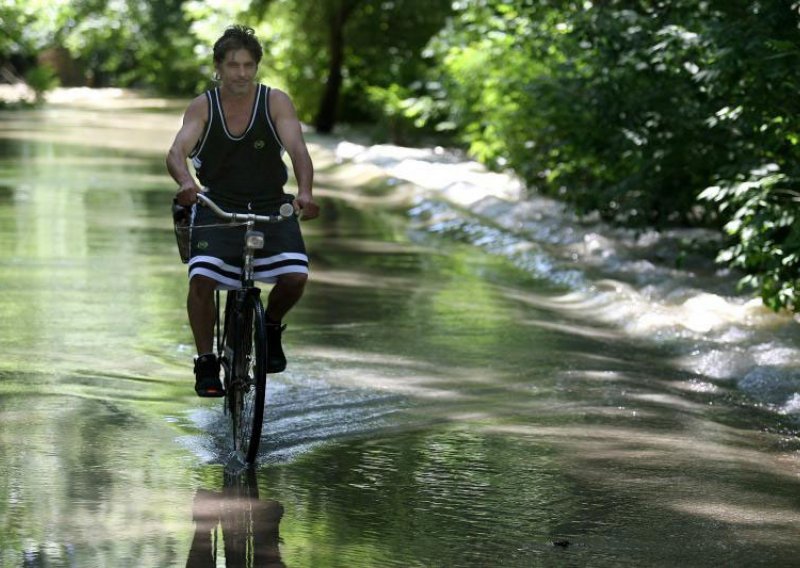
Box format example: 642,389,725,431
336,141,800,419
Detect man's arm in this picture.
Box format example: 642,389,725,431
270,89,319,220
166,95,208,206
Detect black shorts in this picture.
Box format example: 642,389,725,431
187,204,308,289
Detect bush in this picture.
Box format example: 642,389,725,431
24,64,59,103
700,165,800,311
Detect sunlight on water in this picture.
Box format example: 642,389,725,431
339,143,800,420
336,141,523,206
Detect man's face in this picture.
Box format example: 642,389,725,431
216,49,258,95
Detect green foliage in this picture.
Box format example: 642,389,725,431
427,0,800,310
1,0,208,95
0,0,68,57
341,0,454,122
24,64,59,102
246,0,329,123
252,0,452,135
365,83,452,144
429,1,724,224
0,2,35,58
61,0,207,93
700,166,800,311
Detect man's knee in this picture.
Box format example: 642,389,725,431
277,273,307,294
189,276,217,301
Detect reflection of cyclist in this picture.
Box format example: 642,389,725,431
186,472,285,567
166,25,319,397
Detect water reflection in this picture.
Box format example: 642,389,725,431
187,469,284,568
0,376,196,567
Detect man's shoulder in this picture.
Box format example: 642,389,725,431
267,87,294,112
189,91,212,106
185,93,211,119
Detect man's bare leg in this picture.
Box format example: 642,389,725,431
187,275,224,396
264,273,307,373
265,273,307,323
187,275,217,355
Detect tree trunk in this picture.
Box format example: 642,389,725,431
314,1,360,133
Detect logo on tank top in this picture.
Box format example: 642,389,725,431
254,140,265,150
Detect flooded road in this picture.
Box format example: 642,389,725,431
1,90,800,567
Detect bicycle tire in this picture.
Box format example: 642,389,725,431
224,290,268,464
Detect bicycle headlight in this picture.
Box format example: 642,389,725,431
245,231,265,249
279,202,295,218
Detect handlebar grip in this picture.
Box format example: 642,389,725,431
172,198,190,222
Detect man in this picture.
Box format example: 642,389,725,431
166,25,319,397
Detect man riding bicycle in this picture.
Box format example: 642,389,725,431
166,25,319,397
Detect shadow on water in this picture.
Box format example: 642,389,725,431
276,301,800,566
2,93,800,567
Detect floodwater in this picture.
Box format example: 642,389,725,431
1,90,800,567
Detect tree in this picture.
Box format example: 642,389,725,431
0,0,207,94
61,0,205,92
315,0,363,132
249,0,452,134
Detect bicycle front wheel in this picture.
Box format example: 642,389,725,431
227,291,268,464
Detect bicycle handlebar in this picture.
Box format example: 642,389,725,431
197,193,295,223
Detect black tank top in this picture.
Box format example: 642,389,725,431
190,84,289,211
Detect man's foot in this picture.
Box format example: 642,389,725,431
266,323,287,373
194,353,225,397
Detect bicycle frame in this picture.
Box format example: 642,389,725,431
195,192,294,462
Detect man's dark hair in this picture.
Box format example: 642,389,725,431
213,25,263,64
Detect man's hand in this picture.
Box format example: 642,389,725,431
295,191,319,220
175,182,202,207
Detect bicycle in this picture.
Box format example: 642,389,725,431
175,192,294,464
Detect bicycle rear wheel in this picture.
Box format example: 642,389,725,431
225,290,268,464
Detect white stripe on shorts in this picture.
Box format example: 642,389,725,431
189,253,309,289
